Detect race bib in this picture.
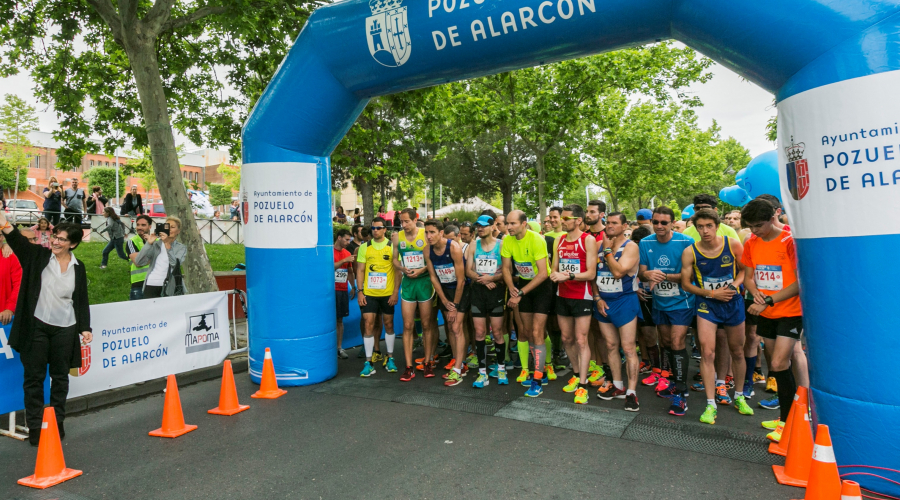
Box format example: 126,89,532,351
702,276,734,291
476,257,498,275
435,264,457,284
596,271,622,293
654,281,680,297
559,258,580,274
402,251,425,270
335,268,348,284
755,265,783,291
367,272,387,290
514,261,536,279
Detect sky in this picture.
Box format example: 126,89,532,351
0,58,777,158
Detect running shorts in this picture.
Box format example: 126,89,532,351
516,278,553,315
696,296,745,328
638,298,655,327
336,290,350,319
470,283,506,318
651,307,694,327
594,294,642,328
438,284,471,314
401,276,434,303
756,315,803,340
362,294,395,316
744,297,759,326
556,297,593,317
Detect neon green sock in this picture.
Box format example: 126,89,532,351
518,340,530,368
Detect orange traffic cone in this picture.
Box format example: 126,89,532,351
837,480,862,500
209,360,250,416
772,398,813,487
149,375,198,438
18,407,82,489
770,386,809,456
800,425,842,499
252,348,287,399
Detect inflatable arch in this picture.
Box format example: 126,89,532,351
242,0,900,492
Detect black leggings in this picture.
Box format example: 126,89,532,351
21,320,78,430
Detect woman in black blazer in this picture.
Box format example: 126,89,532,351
0,210,92,446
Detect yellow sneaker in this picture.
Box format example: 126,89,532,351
516,368,530,383
545,364,557,381
766,422,785,443
574,387,588,404
589,360,600,372
761,419,781,430
588,369,605,387
753,371,766,385
766,376,778,393
563,376,579,393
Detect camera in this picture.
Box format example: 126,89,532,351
155,222,170,236
50,182,59,188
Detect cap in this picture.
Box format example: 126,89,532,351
636,208,652,220
475,215,495,227
527,221,541,233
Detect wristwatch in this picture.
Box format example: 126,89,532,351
568,272,575,280
764,296,775,307
519,288,527,297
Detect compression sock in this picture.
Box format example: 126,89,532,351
364,336,375,361
673,349,689,395
518,340,530,370
549,330,561,359
773,367,797,423
745,356,757,391
494,339,506,366
662,347,672,372
476,339,487,369
385,333,395,355
648,345,661,369
531,344,546,379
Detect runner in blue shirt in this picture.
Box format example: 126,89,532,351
638,206,694,417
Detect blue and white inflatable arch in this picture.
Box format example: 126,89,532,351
242,0,900,492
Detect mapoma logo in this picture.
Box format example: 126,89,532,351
185,310,221,354
366,0,411,67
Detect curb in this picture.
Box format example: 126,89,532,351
65,356,248,416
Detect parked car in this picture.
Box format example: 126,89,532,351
6,199,40,226
147,203,166,218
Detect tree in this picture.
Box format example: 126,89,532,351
218,161,241,192
1,0,316,293
0,94,39,195
0,158,28,192
208,183,231,207
83,166,127,198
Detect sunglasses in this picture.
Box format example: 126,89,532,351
560,216,580,221
651,220,670,226
370,226,385,230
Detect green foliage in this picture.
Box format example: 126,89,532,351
208,183,232,207
74,242,245,305
0,157,28,191
0,94,39,177
218,162,241,192
83,167,126,197
437,209,479,223
332,223,353,241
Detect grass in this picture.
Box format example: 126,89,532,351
73,241,245,305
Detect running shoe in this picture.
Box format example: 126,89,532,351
691,345,701,360
597,382,626,400
725,375,735,390
715,383,732,405
588,371,606,387
563,376,579,393
574,387,588,404
442,365,468,379
657,384,679,399
372,352,384,364
385,357,398,373
691,382,705,392
488,363,498,371
444,359,456,370
415,361,435,371
668,395,688,416
692,371,703,382
423,363,435,378
508,351,521,369
761,419,781,430
498,369,509,385
473,373,489,388
525,379,543,397
742,381,755,399
654,373,672,393
444,370,463,386
589,360,601,373
753,371,766,385
624,393,640,412
766,376,778,393
734,395,754,416
541,372,550,386
545,365,557,381
639,361,651,374
466,354,479,369
438,345,453,358
641,371,661,387
338,349,349,360
700,404,717,425
400,366,415,382
412,337,423,349
556,351,570,369
415,355,439,365
516,369,530,384
766,422,785,443
759,395,780,410
360,361,376,377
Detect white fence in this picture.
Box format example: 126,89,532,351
90,216,243,245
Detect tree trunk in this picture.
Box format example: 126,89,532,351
358,176,375,224
501,184,513,214
127,41,217,293
535,154,547,219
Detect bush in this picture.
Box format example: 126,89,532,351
208,183,232,207
83,166,127,197
434,209,480,223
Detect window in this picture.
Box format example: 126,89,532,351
106,161,110,167
182,171,186,178
90,160,94,167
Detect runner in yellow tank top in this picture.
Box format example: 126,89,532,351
393,208,436,380
356,217,399,377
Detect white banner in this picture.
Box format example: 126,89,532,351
242,162,318,249
68,292,231,398
778,70,900,239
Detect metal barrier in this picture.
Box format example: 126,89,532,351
89,216,243,245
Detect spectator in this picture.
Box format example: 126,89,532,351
377,205,387,220
86,186,108,217
43,177,63,225
336,206,347,223
0,214,91,447
30,217,53,249
133,216,188,298
98,207,129,269
347,224,362,257
392,211,401,229
126,215,153,300
230,200,242,222
352,208,362,224
213,210,222,219
0,231,23,325
63,178,87,226
121,186,144,216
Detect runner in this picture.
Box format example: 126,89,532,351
724,210,751,243
549,204,597,404
457,222,478,369
494,214,508,239
465,214,509,387
680,209,754,424
593,212,642,411
740,199,805,439
683,194,740,242
638,206,695,416
584,200,610,386
355,217,399,377
334,229,357,360
636,209,653,229
544,206,566,378
393,208,435,382
631,225,665,387
501,210,552,397
423,220,469,387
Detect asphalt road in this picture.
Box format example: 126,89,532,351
1,340,798,500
